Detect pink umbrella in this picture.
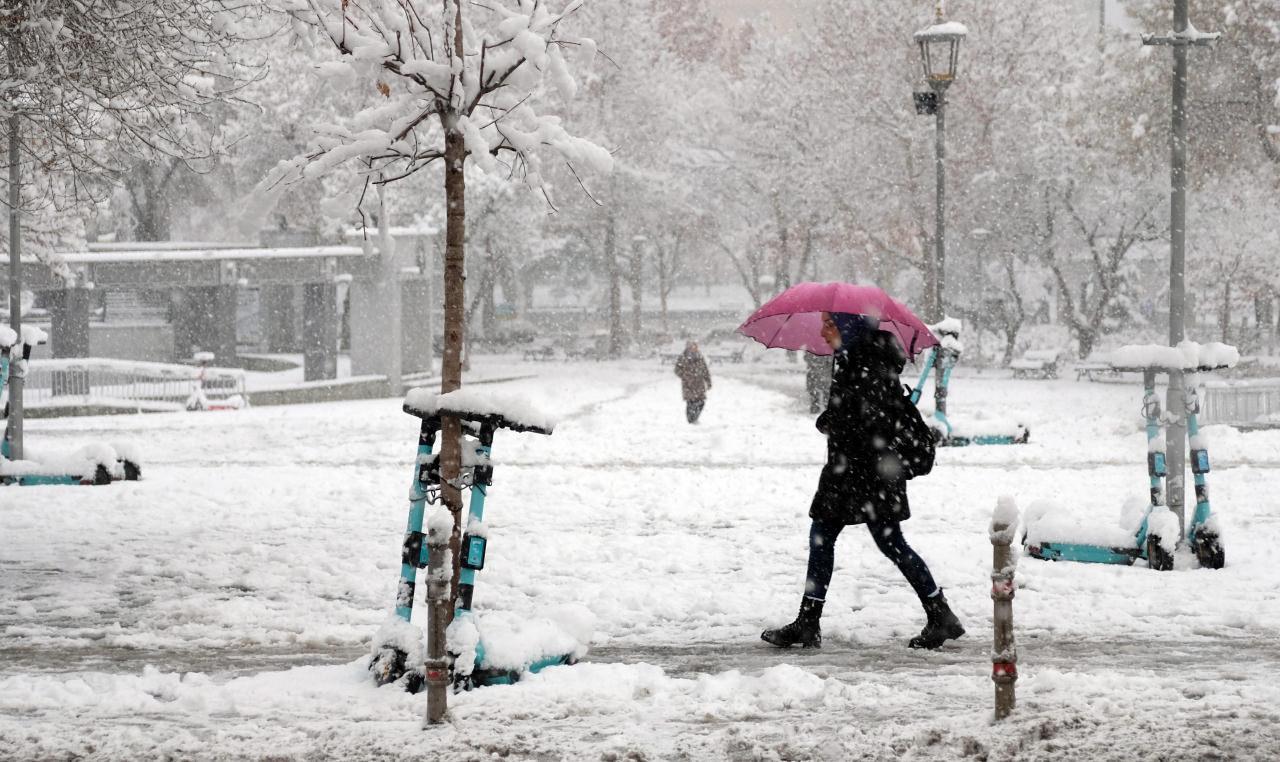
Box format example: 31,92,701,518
737,282,939,358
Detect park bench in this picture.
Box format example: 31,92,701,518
1010,349,1061,379
705,345,746,364
522,342,557,362
1075,361,1121,382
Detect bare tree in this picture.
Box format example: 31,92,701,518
2,0,267,458
1038,182,1164,358
274,0,609,722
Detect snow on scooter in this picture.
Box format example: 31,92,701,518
1,326,141,486
1024,341,1233,571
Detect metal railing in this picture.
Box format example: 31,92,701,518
21,359,245,411
1199,382,1280,427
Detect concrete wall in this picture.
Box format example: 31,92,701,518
402,280,433,374
90,323,177,362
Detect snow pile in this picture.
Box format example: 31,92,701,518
1,442,119,478
1145,509,1180,553
426,506,453,539
109,441,142,464
990,495,1021,543
449,604,594,676
915,20,969,38
21,325,48,345
404,387,556,432
927,317,963,353
1023,498,1142,548
1107,341,1239,371
447,614,482,677
0,326,16,348
370,615,423,666
930,316,962,337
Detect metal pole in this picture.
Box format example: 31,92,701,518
934,90,946,324
991,508,1017,720
7,82,24,461
1165,0,1190,539
933,85,948,414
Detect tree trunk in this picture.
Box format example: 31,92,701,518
1003,327,1018,368
1077,328,1097,359
482,256,496,339
440,121,467,591
130,161,177,242
629,238,643,343
426,110,468,726
606,212,621,357
1220,279,1231,344
656,246,670,335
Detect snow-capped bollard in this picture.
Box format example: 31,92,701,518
990,496,1020,721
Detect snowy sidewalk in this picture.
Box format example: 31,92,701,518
3,361,1280,759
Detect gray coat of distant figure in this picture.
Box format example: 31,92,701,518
674,342,712,423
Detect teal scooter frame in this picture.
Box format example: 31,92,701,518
370,399,566,691
909,337,1030,447
1,334,140,486
1025,364,1225,570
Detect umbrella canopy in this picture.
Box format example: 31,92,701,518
737,282,939,358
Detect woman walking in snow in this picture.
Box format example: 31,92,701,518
674,340,712,424
762,311,963,650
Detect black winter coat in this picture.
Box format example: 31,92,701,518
809,333,915,526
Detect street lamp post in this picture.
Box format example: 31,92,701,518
913,2,966,416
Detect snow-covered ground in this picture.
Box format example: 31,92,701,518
3,357,1280,760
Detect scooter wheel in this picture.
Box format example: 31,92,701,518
1192,530,1225,570
370,646,407,687
91,464,113,486
1146,534,1174,572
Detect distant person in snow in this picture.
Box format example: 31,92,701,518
761,311,963,650
804,352,833,413
674,340,712,424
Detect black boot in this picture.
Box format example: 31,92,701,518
761,596,823,648
909,589,964,649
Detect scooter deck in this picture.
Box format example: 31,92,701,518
1026,541,1141,565
465,654,577,688
940,432,1030,447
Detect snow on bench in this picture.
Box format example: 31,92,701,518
1010,349,1061,379
1075,361,1121,382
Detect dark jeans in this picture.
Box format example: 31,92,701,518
804,518,938,603
685,398,705,423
